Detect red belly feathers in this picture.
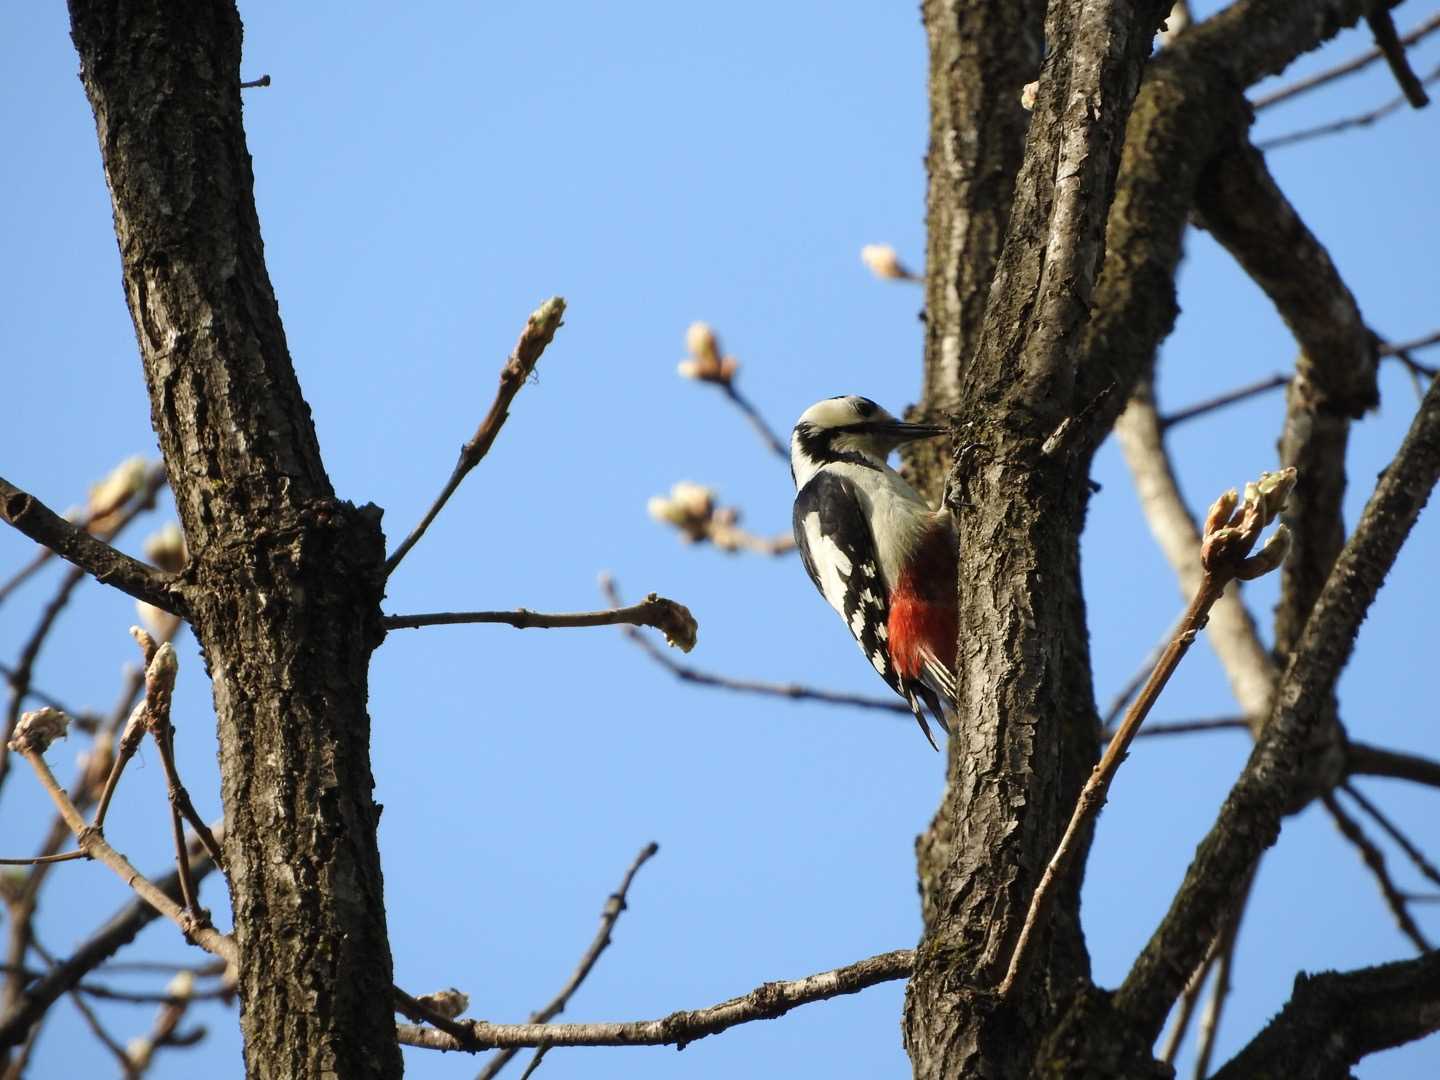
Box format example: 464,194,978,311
886,524,957,681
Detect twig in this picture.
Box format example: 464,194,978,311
385,298,566,576
0,851,87,867
14,739,235,965
1115,384,1277,725
1192,868,1255,1079
1347,741,1440,789
999,576,1227,999
1251,11,1440,110
1258,63,1440,150
396,949,914,1053
133,639,223,874
1366,6,1431,108
1379,329,1440,358
1340,782,1440,889
0,830,224,1051
599,575,905,715
1160,933,1222,1066
1119,376,1440,1038
474,842,659,1080
647,483,795,555
1121,716,1253,740
1322,792,1429,951
65,984,132,1073
1159,374,1290,430
719,383,788,461
382,594,698,653
0,664,74,714
0,473,181,615
239,74,271,89
1101,614,1184,727
675,322,789,460
999,470,1295,999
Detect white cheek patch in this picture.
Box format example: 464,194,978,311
802,512,853,619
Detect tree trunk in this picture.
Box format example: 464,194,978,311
66,3,402,1077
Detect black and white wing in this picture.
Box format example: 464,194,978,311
792,471,900,698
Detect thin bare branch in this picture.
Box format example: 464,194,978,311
473,842,659,1080
0,474,182,615
66,984,132,1073
1121,716,1253,740
1115,384,1277,726
1340,782,1440,890
1004,468,1296,998
383,593,697,653
1323,792,1430,951
1118,375,1440,1040
1000,571,1228,999
1379,329,1440,358
1366,6,1431,108
1160,374,1290,430
647,483,795,555
0,828,224,1051
1347,741,1440,789
599,575,905,715
1258,63,1440,150
15,742,234,965
1192,868,1255,1079
397,949,914,1053
385,297,566,577
1251,11,1440,109
1159,939,1217,1066
0,851,87,868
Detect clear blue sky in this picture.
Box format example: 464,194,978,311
3,3,1438,1077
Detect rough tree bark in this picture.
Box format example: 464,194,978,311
906,0,1408,1077
66,3,401,1078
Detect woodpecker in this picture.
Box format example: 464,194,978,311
790,396,957,749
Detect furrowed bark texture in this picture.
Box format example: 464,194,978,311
66,4,401,1079
910,0,1398,1076
906,1,1170,1074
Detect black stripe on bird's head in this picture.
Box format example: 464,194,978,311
789,396,946,487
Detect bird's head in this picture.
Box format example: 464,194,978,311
789,396,946,488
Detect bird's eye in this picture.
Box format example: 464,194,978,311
852,397,878,418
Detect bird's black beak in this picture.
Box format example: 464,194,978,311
863,419,948,443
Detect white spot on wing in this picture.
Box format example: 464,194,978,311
801,511,853,620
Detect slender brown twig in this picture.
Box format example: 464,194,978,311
473,842,660,1080
1258,63,1440,150
1119,716,1253,740
12,731,235,966
1340,782,1440,889
396,948,914,1053
998,470,1295,999
1323,792,1429,951
382,594,698,653
385,298,566,576
0,470,179,615
1160,933,1222,1066
1160,374,1290,430
1251,11,1440,110
1192,868,1255,1079
719,383,788,461
0,830,224,1051
599,575,906,715
1347,741,1440,789
1379,329,1440,358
